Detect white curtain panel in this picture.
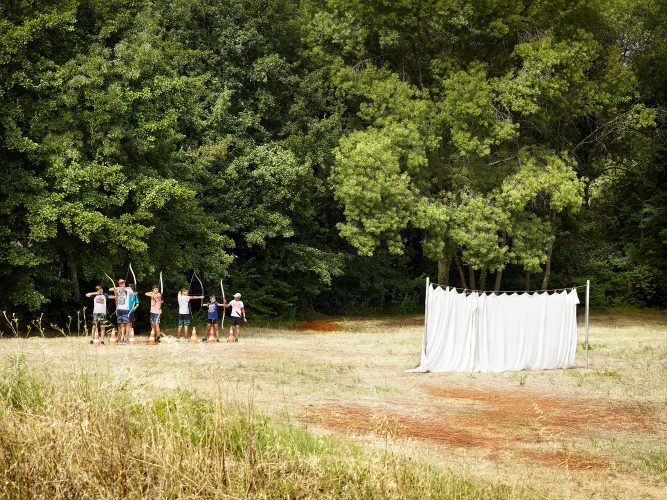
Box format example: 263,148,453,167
410,285,579,373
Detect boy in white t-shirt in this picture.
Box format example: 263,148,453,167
177,287,204,342
85,285,114,344
224,292,247,342
108,278,134,344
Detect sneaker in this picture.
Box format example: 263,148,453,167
235,338,239,343
101,341,105,345
89,340,94,344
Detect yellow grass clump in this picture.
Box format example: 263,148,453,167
0,354,511,499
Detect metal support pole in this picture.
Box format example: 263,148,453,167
423,277,430,357
585,279,590,369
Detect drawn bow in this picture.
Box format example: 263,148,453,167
220,279,226,328
104,272,119,318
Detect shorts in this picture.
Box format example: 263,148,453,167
178,314,192,326
117,310,130,324
207,318,218,325
128,311,135,323
230,316,243,326
92,313,107,326
150,313,161,324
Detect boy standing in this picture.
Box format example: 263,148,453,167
203,294,227,342
224,292,247,342
145,285,162,343
109,278,132,343
177,287,204,342
127,283,140,341
86,285,113,344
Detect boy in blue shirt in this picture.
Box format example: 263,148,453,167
126,283,140,343
203,294,227,342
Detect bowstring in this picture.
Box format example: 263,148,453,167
188,271,195,321
193,270,205,326
104,272,118,323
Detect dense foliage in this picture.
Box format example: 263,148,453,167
1,0,665,321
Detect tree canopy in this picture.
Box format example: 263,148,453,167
1,0,665,322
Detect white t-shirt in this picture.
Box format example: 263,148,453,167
230,300,244,317
93,293,108,314
178,294,191,315
116,287,132,311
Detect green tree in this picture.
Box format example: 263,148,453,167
312,0,653,291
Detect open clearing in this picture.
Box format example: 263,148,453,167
1,310,665,498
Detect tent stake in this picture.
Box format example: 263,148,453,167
585,279,590,369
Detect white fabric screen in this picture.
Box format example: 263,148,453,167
411,285,579,373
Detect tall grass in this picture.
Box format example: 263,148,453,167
0,356,511,499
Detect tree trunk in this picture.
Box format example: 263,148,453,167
494,269,502,293
68,258,80,302
437,252,453,286
453,252,467,288
479,269,487,291
541,211,558,290
468,266,476,290
541,241,554,290
525,270,531,291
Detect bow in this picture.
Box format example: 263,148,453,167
220,279,226,328
194,270,204,310
189,270,204,320
129,262,138,290
104,272,118,318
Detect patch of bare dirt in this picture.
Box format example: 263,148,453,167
296,320,341,332
423,386,652,433
518,449,612,471
303,406,505,449
303,385,657,470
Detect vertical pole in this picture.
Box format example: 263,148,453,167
585,279,590,369
423,277,430,357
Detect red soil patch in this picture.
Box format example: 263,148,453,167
423,386,652,433
304,386,656,470
519,449,611,471
296,320,341,332
303,406,504,449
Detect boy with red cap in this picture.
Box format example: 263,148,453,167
108,278,134,343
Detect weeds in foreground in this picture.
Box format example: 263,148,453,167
0,358,511,499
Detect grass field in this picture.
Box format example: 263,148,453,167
0,309,665,498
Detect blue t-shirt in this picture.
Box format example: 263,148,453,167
128,292,139,310
207,301,220,320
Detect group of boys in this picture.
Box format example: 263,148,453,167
86,279,247,345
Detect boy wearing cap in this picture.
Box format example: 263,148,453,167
224,292,247,342
109,278,133,343
203,294,227,342
177,287,205,342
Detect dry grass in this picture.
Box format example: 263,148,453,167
0,309,665,498
0,356,511,499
